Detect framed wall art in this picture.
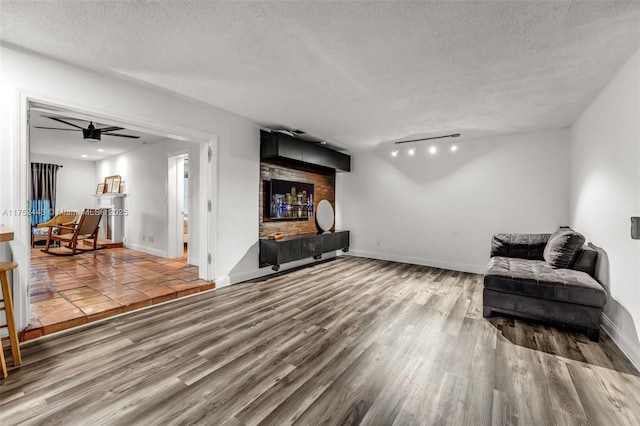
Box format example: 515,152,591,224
104,175,121,193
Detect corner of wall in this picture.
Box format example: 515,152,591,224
601,313,640,372
214,275,231,288
569,47,640,372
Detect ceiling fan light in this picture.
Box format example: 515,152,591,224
82,128,101,141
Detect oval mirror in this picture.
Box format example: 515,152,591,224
316,199,335,232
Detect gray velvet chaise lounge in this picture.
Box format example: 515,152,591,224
483,229,606,341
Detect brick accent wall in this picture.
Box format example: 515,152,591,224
259,159,335,238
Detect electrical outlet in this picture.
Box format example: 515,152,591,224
142,235,145,241
149,236,154,243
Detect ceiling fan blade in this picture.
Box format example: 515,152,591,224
46,116,84,129
34,126,81,131
102,133,140,139
97,126,124,133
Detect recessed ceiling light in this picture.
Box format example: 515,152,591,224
391,150,399,157
97,149,104,152
429,146,437,154
450,145,458,152
408,148,415,156
81,154,88,158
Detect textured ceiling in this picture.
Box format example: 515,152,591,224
2,1,639,151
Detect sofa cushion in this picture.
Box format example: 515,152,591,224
491,233,551,260
570,245,598,278
484,256,606,307
543,229,585,268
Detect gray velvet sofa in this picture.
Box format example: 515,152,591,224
483,230,606,341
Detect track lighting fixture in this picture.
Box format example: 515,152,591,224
394,133,460,145
390,133,461,158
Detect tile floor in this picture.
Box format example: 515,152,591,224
23,247,214,341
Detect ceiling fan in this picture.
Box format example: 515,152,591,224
34,116,140,142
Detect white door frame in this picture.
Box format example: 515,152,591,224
9,88,218,331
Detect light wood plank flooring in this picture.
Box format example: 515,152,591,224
1,256,638,425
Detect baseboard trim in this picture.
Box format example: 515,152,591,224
601,313,640,372
124,243,167,259
214,275,231,288
218,250,482,287
346,249,486,274
220,252,342,286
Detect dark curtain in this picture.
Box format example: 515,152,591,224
30,162,60,225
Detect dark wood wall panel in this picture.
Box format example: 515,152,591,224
259,159,335,238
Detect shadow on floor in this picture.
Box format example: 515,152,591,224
486,314,639,376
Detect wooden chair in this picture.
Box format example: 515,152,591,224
0,262,21,379
42,209,105,256
31,211,78,248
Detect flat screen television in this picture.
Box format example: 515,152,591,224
269,179,314,220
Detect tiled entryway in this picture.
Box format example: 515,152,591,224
24,247,214,341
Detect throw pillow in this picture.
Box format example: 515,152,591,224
570,246,599,277
543,229,585,269
490,233,551,260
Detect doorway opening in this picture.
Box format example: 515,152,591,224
14,97,218,340
167,153,190,261
184,159,189,258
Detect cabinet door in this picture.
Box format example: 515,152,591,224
302,143,326,167
335,152,351,172
260,130,278,158
278,238,301,264
337,231,350,249
277,134,303,161
259,239,279,264
321,232,338,252
300,236,322,258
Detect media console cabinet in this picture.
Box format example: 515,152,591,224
259,129,351,271
260,231,350,271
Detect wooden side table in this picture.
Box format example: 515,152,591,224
0,226,21,379
0,226,14,242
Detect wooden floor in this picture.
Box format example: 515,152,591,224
1,256,638,425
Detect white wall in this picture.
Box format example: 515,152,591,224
570,50,640,368
29,153,96,215
96,138,200,259
342,128,571,273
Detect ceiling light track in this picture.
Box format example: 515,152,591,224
394,133,460,145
